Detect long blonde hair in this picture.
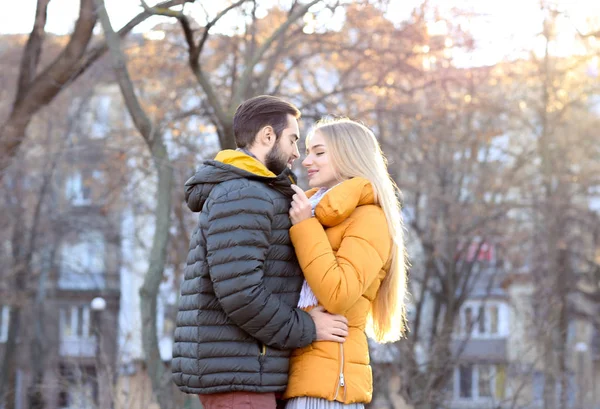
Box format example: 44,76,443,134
307,118,408,343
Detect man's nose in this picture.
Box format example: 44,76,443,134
292,143,300,159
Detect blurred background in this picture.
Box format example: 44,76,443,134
0,0,599,408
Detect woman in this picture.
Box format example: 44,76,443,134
284,118,408,408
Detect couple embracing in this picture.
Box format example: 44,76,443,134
172,95,408,409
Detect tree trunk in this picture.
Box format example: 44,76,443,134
0,307,22,407
26,261,50,409
94,1,175,407
0,174,31,407
0,215,27,407
556,248,569,409
217,120,236,150
0,119,29,179
139,141,174,409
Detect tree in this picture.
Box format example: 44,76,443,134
151,0,359,148
506,5,600,408
0,0,192,181
94,1,179,407
0,86,91,408
306,7,513,407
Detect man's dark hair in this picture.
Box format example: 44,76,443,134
233,95,301,148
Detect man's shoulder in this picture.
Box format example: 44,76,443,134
210,178,276,203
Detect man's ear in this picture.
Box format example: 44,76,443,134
258,125,276,148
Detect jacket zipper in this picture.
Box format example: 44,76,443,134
332,343,346,401
259,343,266,383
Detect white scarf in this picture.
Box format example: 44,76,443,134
297,187,330,309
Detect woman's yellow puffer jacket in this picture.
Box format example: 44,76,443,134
283,177,392,404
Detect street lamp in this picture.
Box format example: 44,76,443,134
575,342,588,409
91,297,106,312
90,297,106,408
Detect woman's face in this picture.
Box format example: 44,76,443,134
302,130,338,189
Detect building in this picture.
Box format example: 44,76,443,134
0,73,125,409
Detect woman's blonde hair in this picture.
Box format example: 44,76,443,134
307,117,408,343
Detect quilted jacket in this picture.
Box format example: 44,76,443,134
172,150,316,394
283,178,392,404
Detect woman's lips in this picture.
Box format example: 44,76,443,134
307,170,318,178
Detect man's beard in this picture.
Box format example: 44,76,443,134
265,142,289,175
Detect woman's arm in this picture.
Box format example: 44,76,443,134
290,207,391,315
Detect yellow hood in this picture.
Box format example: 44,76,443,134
307,178,376,227
214,150,277,178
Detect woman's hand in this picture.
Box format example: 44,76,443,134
289,184,312,225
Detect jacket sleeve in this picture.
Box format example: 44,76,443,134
205,186,316,350
289,207,391,315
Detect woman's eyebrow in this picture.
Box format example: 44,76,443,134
308,144,325,150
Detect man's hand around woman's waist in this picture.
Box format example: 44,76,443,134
309,306,348,343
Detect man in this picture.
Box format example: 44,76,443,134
172,95,349,409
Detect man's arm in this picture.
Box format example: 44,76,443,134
205,186,317,349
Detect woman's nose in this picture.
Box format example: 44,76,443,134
302,155,311,167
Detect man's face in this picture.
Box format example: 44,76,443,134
265,114,300,175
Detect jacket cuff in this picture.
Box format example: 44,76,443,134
299,309,317,345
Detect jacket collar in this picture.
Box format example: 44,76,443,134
215,149,276,178
307,177,376,227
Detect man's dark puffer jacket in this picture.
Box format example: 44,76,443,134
172,150,317,395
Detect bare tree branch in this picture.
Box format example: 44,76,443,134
255,26,291,94
176,0,249,145
0,0,96,179
14,0,51,105
232,0,320,105
95,0,154,141
197,0,249,56
140,0,186,18
577,28,600,38
72,0,193,82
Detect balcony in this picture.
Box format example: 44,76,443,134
451,338,508,362
60,336,97,358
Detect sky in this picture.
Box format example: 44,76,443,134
1,0,599,67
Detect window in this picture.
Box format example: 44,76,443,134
0,306,9,343
59,305,98,357
532,371,576,407
59,306,91,339
91,170,105,182
65,168,106,206
459,365,473,398
478,306,485,334
58,231,106,290
465,307,473,333
490,305,499,334
478,365,492,397
90,95,111,139
65,171,91,206
454,364,505,400
58,364,97,409
457,239,496,263
456,301,507,339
